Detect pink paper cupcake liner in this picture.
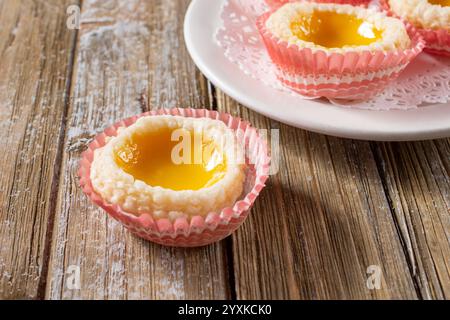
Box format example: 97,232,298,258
265,0,370,9
257,10,425,99
79,108,270,247
380,0,450,57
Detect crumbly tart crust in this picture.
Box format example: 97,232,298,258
388,0,450,31
90,115,245,220
266,2,411,53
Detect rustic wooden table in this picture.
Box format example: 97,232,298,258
0,0,449,300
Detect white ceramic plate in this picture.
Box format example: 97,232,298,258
184,0,450,141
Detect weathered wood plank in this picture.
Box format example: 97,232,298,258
373,140,450,299
216,92,419,299
45,0,231,299
0,0,79,299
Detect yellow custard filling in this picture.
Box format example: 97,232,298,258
114,127,226,191
290,11,383,48
428,0,450,6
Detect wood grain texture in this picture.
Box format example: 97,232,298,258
216,91,419,299
0,0,79,299
373,140,450,299
45,0,230,299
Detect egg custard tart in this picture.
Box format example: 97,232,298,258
257,2,424,99
90,115,245,220
383,0,450,55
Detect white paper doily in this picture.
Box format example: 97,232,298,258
215,0,450,110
